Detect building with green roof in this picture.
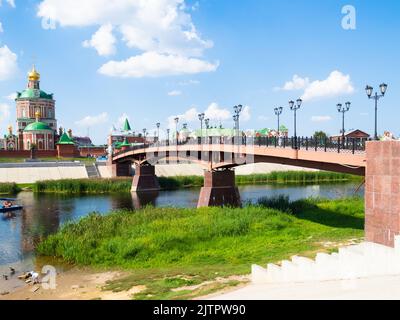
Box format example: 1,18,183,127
15,65,57,150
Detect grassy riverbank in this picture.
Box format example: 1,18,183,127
31,171,361,194
37,197,364,299
0,183,21,194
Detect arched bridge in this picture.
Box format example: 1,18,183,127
109,138,400,248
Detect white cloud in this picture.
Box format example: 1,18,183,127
277,71,355,102
4,92,17,100
0,45,18,81
275,74,310,91
0,22,3,33
37,0,217,78
311,116,332,122
82,24,116,56
75,112,109,127
241,106,251,122
302,71,354,101
98,51,218,78
258,115,270,121
168,90,182,96
0,0,15,8
179,79,200,86
0,103,11,122
167,107,198,129
204,102,231,121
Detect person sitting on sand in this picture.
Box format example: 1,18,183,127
3,201,13,209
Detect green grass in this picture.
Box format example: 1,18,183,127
37,197,364,299
0,157,96,164
31,171,360,194
0,182,21,194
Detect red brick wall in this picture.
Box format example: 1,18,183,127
365,141,400,247
79,146,107,157
0,150,57,158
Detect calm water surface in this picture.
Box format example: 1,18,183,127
0,183,364,291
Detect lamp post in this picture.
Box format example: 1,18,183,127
205,118,210,142
366,83,388,140
156,123,160,143
166,129,170,146
233,105,243,143
198,113,205,143
174,117,179,145
289,99,302,149
274,107,283,136
337,102,351,147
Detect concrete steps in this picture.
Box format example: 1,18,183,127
252,236,400,284
85,164,100,178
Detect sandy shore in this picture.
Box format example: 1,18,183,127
0,268,144,300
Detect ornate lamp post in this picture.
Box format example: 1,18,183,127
205,118,210,141
337,102,351,147
366,83,388,140
198,113,205,143
289,99,302,149
156,123,160,143
233,105,243,142
166,129,170,146
274,107,283,136
174,117,179,145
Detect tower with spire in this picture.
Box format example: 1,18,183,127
15,65,57,150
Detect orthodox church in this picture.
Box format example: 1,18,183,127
1,66,58,150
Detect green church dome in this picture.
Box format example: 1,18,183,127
24,121,52,132
17,89,53,100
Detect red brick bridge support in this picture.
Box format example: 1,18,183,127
365,141,400,247
197,169,241,208
131,164,161,192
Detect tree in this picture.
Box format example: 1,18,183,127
313,131,328,141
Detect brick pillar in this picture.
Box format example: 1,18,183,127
197,169,241,208
365,141,400,247
108,160,132,177
131,164,160,192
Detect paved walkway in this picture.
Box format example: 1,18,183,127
208,275,400,300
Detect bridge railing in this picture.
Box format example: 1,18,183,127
113,136,366,156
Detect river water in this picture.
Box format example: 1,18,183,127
0,183,364,292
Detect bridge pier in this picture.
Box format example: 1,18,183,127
108,160,132,177
197,169,241,208
365,141,400,247
131,164,161,192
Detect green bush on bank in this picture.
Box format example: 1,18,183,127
0,182,21,194
31,171,361,194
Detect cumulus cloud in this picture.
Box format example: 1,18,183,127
75,112,109,127
167,102,251,129
311,116,332,122
275,74,310,91
276,71,355,102
0,45,18,81
0,22,3,33
168,90,182,96
37,0,217,78
98,51,218,78
0,103,11,123
82,24,116,56
0,0,15,8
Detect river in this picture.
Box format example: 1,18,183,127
0,182,364,292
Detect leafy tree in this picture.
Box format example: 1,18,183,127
313,131,328,141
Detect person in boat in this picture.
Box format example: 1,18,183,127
2,200,13,209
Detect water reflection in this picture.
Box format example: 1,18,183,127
0,182,364,268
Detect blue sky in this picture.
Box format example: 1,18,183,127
0,0,399,144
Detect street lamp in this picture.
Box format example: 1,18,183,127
156,123,160,143
174,117,179,145
366,83,388,140
198,113,205,143
205,118,210,141
274,107,283,136
337,102,351,147
166,129,170,146
233,105,243,142
289,99,302,149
